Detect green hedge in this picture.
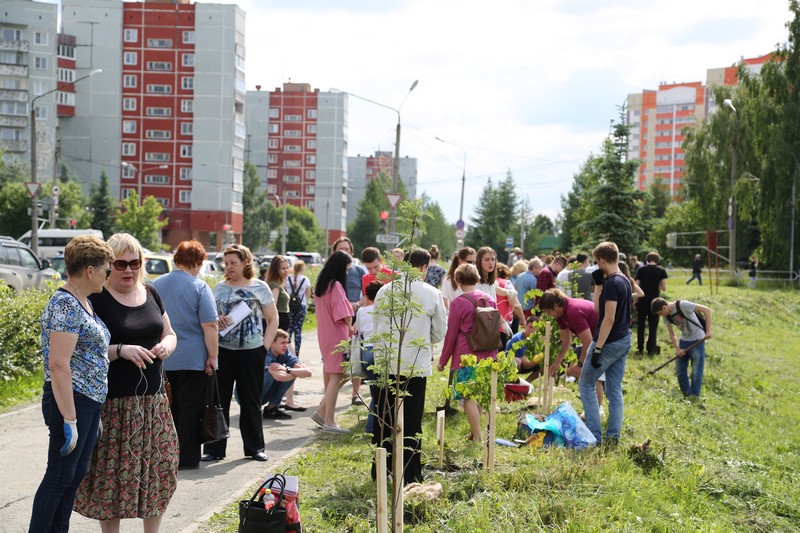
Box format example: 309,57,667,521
0,284,56,381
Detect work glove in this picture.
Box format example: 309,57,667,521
591,269,605,286
61,418,78,457
590,346,603,369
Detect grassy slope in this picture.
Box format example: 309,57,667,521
208,283,800,532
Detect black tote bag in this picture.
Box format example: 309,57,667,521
200,371,230,444
238,474,288,533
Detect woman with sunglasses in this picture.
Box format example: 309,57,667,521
29,235,114,532
75,233,179,533
441,247,476,311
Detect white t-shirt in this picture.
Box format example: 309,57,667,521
285,275,310,306
664,300,705,342
355,304,376,346
441,275,462,303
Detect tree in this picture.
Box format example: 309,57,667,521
115,192,169,250
0,157,30,238
415,194,457,259
348,173,393,253
577,108,645,255
281,204,325,253
89,171,117,237
242,162,274,252
46,180,92,229
466,171,519,254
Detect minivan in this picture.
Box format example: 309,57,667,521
18,229,104,259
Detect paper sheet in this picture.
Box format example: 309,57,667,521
219,301,251,337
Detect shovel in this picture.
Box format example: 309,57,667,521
643,338,705,378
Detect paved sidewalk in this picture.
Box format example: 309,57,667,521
0,330,359,532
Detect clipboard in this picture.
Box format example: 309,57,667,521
219,301,252,336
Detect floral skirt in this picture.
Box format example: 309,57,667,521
75,393,179,520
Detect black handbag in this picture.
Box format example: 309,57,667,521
239,474,288,533
200,371,229,444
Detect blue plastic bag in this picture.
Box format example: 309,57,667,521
546,402,596,449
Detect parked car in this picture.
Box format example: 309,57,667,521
49,253,68,281
0,236,61,292
199,259,223,280
287,251,324,267
143,254,174,280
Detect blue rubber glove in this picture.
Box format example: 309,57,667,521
61,418,78,456
591,346,603,369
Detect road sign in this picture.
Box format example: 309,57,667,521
455,228,465,239
386,193,402,209
456,219,465,230
376,233,400,244
505,235,514,251
52,185,60,196
25,182,40,198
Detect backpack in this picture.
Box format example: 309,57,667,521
287,276,305,314
667,300,706,332
462,293,502,352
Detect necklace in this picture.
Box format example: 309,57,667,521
65,281,89,309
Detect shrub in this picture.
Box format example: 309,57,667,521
0,283,56,380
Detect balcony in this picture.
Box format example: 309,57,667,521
0,64,27,76
0,39,28,52
0,116,28,128
0,89,27,102
0,139,27,152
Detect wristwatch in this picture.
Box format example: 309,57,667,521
285,365,292,373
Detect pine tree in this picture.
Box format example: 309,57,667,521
89,171,117,237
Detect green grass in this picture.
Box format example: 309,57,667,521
205,282,800,532
0,369,43,413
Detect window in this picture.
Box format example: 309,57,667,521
182,53,194,67
146,84,172,94
179,190,191,203
181,77,194,90
123,75,137,88
1,29,21,41
123,52,137,65
269,108,279,118
147,38,173,48
181,100,193,113
268,124,279,134
145,175,169,184
283,160,300,168
284,175,299,183
122,189,134,199
145,153,170,162
268,154,278,163
305,185,315,194
123,28,138,42
57,68,75,83
180,145,192,158
146,130,171,139
286,191,299,198
122,120,136,134
284,144,300,152
306,170,315,180
268,139,278,149
34,32,48,45
284,130,300,137
182,31,195,44
181,123,193,136
123,98,137,111
146,107,171,116
155,198,170,207
122,165,135,178
307,140,316,149
32,80,48,95
306,155,316,164
308,109,317,119
179,167,192,180
266,184,277,194
267,169,277,178
147,61,172,71
31,105,46,119
307,124,316,133
34,57,47,70
285,114,301,121
305,200,315,209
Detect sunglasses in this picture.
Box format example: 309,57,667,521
112,259,142,271
89,265,113,279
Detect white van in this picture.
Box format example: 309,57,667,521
18,229,104,259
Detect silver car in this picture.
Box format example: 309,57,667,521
0,237,61,292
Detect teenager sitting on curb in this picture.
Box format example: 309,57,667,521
262,329,312,419
651,298,712,400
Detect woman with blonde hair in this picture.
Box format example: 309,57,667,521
75,233,179,532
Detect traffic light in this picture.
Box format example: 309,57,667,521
379,210,388,234
70,218,76,229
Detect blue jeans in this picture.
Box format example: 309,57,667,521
579,335,631,443
29,383,102,533
261,369,295,407
675,339,705,397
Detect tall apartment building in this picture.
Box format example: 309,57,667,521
1,0,63,187
58,0,245,250
627,53,773,196
246,83,348,243
346,151,418,224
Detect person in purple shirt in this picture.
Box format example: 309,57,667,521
579,242,632,446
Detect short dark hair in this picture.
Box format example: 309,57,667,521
552,256,568,268
361,247,381,264
365,280,383,301
593,242,619,264
538,288,567,311
651,297,669,313
408,248,431,269
576,252,588,264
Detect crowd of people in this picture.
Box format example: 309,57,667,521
29,234,713,531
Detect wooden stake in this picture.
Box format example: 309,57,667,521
375,448,388,533
485,369,497,470
541,321,551,416
436,409,445,468
393,406,404,533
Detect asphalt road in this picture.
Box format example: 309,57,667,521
0,330,352,532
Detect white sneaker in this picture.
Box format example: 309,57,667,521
321,425,351,434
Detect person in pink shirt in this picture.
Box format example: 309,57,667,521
437,263,498,441
311,251,354,433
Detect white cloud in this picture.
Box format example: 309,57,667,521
222,0,790,225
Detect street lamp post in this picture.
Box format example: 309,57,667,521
332,80,418,234
30,68,102,257
435,136,466,244
723,98,737,271
121,162,169,203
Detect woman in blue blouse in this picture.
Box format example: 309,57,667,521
29,235,115,532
